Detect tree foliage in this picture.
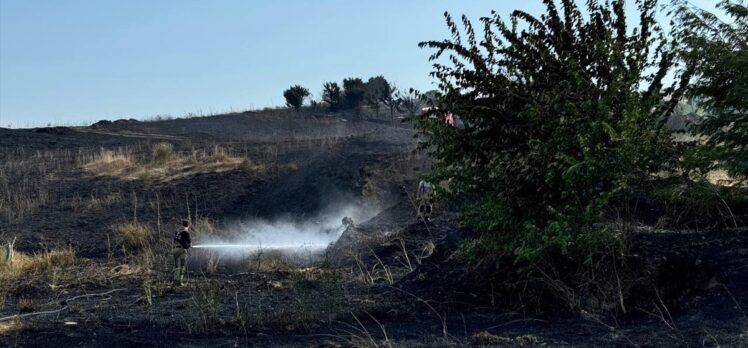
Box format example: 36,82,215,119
322,82,343,112
365,76,392,116
283,85,310,110
671,0,748,181
396,88,423,116
416,0,676,267
343,77,367,111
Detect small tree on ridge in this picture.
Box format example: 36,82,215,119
283,85,310,110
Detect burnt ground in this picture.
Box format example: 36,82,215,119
1,112,748,347
0,112,416,256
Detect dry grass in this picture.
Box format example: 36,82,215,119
0,246,77,282
352,249,397,286
0,149,75,221
114,222,153,253
31,248,77,272
188,280,223,334
17,297,33,313
82,149,135,174
206,253,220,274
0,288,6,310
152,142,174,163
191,217,217,239
67,191,123,212
83,143,249,181
247,249,295,273
0,318,24,335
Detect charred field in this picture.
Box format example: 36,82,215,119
1,110,747,347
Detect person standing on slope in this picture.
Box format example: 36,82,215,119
416,179,434,222
173,220,192,286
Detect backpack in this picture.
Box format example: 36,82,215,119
174,231,191,249
419,181,434,195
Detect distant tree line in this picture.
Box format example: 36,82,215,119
282,76,433,118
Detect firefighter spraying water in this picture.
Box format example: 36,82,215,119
189,215,356,254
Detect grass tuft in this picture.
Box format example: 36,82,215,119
83,149,135,174
188,280,223,334
114,222,153,253
0,246,76,282
152,142,174,163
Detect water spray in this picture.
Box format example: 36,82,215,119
190,221,351,258
192,242,331,252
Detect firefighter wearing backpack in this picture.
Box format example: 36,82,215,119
416,179,434,222
173,220,192,286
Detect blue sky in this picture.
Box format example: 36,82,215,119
0,0,719,128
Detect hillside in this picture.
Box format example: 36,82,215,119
0,108,747,347
0,110,416,256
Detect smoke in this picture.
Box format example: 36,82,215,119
191,202,379,260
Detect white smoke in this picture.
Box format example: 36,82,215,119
191,203,378,260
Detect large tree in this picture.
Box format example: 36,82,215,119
343,77,367,112
365,76,392,117
416,0,676,267
671,0,748,181
322,82,343,112
283,85,310,110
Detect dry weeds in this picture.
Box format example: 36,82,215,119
82,143,249,181
114,222,153,253
0,246,77,282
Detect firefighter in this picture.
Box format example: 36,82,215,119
172,220,192,286
342,216,354,229
416,179,434,222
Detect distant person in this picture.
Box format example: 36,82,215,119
342,216,354,229
445,112,454,127
416,179,434,222
173,220,192,286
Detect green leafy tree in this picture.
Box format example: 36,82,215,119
416,0,675,268
343,77,366,112
365,76,392,117
322,82,343,112
671,0,748,181
283,85,310,110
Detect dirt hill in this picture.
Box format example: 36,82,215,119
0,111,417,257
1,110,747,347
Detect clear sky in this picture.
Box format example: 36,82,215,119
0,0,720,128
